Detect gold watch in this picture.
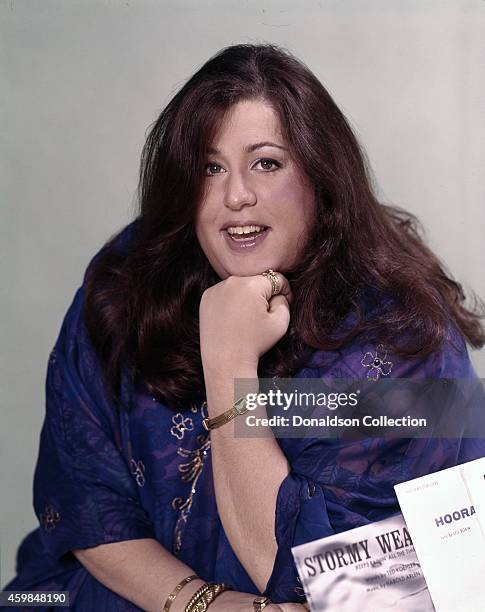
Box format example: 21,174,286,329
202,397,249,431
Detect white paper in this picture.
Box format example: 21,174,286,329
394,456,485,612
291,513,434,612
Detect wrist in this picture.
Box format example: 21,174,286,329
204,365,259,417
203,361,258,383
170,579,206,612
181,581,232,612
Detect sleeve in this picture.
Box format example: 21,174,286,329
263,328,485,603
33,287,155,562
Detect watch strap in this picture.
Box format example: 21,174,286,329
202,397,248,430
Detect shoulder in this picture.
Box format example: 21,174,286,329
59,219,140,344
81,218,141,284
304,291,477,380
50,221,140,402
356,326,475,379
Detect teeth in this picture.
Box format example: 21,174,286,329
226,225,265,235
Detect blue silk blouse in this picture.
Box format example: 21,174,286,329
3,222,484,610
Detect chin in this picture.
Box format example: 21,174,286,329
226,261,282,278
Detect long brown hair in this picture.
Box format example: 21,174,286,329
84,44,484,409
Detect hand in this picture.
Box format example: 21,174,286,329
208,591,264,611
208,590,308,611
199,272,292,374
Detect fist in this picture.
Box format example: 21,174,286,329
199,272,292,373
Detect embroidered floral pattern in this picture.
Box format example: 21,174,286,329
130,458,146,487
170,413,194,440
40,504,61,532
361,345,393,381
172,433,211,552
170,402,211,552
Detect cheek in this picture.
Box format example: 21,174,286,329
194,199,213,243
272,175,315,235
195,223,212,255
195,209,222,265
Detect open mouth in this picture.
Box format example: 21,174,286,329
225,225,269,241
222,224,271,252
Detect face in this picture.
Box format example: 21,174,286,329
195,99,315,279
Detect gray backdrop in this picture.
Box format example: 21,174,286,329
1,0,484,586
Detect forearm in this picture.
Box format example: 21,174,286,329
205,365,290,592
72,538,205,612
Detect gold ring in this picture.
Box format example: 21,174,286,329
261,269,280,296
253,596,272,611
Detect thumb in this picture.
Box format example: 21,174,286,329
268,294,291,327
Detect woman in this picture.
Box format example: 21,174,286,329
3,44,484,611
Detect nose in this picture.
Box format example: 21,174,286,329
223,171,257,210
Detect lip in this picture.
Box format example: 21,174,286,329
220,220,269,231
222,226,270,252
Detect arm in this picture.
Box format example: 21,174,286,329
72,539,306,611
204,364,289,592
199,274,293,592
73,538,205,612
40,286,304,611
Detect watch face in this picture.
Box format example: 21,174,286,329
234,397,248,415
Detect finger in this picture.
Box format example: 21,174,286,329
260,270,293,304
267,294,290,324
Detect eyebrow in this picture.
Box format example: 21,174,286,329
206,141,288,155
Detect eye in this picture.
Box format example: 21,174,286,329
254,158,281,172
204,162,225,176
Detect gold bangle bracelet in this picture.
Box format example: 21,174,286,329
184,582,232,612
162,574,198,612
183,583,212,612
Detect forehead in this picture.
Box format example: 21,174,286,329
209,99,284,149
